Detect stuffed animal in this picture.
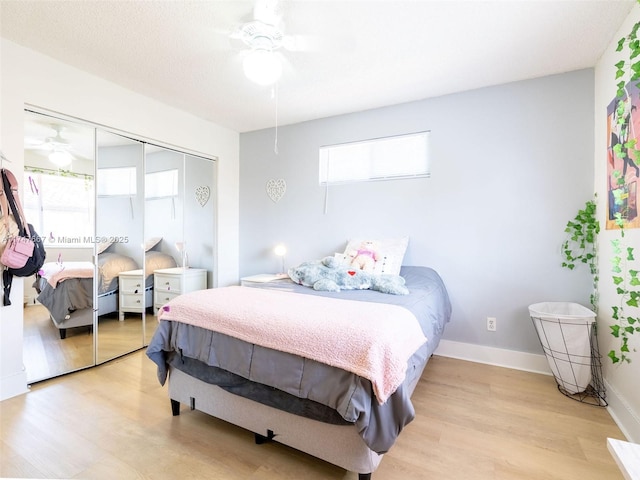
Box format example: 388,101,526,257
348,240,380,271
288,256,408,295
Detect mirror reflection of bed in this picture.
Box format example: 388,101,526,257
21,108,216,385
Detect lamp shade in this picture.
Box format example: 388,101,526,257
49,149,73,167
243,48,282,86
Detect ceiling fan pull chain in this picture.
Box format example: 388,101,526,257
273,83,279,155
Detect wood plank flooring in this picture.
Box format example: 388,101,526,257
0,352,627,479
23,305,159,383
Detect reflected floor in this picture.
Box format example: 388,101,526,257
23,305,159,383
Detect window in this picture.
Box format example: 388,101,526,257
23,168,94,247
145,169,179,198
319,131,431,185
97,167,136,196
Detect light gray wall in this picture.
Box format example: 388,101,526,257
183,155,216,287
239,69,594,354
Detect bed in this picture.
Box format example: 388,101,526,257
35,252,138,338
146,266,451,479
35,250,176,338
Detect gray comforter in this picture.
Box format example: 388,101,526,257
35,276,93,323
35,252,139,324
146,266,451,453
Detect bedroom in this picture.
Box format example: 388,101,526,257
1,1,639,479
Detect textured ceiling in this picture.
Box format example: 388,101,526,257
0,0,635,133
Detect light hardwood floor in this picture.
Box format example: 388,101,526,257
23,305,159,383
0,352,627,479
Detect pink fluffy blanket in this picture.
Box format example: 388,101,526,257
39,261,94,288
158,286,427,404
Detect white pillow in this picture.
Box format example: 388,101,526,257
144,236,163,252
343,237,409,276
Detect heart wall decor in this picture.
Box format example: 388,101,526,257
195,186,210,207
266,178,286,203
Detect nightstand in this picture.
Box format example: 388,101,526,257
154,267,207,315
118,269,145,321
240,273,289,287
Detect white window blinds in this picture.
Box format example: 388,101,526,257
319,131,430,185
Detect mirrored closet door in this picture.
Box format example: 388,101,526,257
95,131,145,364
22,110,96,383
143,148,216,344
21,109,217,383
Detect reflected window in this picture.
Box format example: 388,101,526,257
23,168,94,247
97,167,136,196
146,169,178,198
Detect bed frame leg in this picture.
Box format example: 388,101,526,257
59,329,66,340
358,474,372,480
171,399,180,416
255,429,276,444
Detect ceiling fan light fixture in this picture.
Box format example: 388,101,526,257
243,48,282,86
49,149,73,167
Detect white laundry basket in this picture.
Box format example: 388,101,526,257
528,302,597,396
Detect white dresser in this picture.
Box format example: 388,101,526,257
118,269,146,321
153,267,207,315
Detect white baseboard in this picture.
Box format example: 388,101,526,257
434,339,640,443
604,379,640,444
0,370,29,401
434,339,552,375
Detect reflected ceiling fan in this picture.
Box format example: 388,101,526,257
25,124,75,167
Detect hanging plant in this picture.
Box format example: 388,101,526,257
561,197,599,312
608,209,640,364
608,9,640,363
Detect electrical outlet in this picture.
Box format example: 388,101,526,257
487,317,497,332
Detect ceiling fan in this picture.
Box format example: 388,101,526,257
228,0,316,85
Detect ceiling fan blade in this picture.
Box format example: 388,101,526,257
281,33,325,53
25,137,46,148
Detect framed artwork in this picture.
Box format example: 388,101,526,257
606,81,640,230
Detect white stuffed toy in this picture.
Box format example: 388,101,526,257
348,240,380,271
288,256,408,295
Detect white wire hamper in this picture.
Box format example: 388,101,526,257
528,302,606,406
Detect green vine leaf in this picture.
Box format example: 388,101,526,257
609,350,620,363
611,324,621,338
621,337,630,353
